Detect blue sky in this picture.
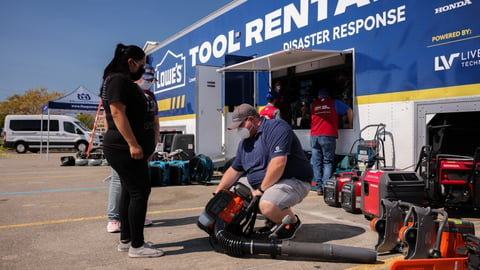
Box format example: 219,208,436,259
0,0,232,101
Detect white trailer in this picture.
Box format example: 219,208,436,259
145,0,480,169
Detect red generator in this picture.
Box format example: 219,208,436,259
361,169,427,219
433,155,480,209
341,178,362,213
324,172,357,207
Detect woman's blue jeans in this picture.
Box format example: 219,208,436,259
107,168,121,222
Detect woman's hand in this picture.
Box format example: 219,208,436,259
129,143,144,159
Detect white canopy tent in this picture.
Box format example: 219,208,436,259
40,86,102,158
44,85,100,115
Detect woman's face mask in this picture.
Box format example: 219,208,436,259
130,67,145,81
130,59,145,81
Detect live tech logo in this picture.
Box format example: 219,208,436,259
434,53,460,71
435,48,480,71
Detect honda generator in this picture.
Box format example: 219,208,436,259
434,155,480,209
361,169,427,219
341,178,362,213
324,172,357,207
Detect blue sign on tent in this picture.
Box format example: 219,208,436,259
46,85,101,115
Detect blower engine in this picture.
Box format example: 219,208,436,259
197,182,377,263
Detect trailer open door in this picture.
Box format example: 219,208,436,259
195,65,223,161
217,49,349,72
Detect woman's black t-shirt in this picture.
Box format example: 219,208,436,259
101,73,156,156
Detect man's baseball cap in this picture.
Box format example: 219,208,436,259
317,88,330,97
227,104,258,130
142,64,155,80
266,91,278,102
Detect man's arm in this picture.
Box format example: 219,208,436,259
214,166,243,194
257,155,287,193
346,108,353,129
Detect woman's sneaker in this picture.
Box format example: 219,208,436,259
128,242,164,258
117,241,130,252
144,218,153,226
107,221,120,233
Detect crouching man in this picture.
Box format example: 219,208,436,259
214,104,313,239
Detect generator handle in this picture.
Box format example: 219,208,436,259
467,146,480,184
414,145,431,174
430,208,448,258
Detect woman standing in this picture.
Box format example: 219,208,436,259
100,43,163,258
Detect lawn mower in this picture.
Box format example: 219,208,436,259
197,182,377,263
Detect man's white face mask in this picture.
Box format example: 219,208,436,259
237,127,250,140
139,80,153,90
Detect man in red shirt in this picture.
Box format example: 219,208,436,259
310,88,353,195
259,92,281,119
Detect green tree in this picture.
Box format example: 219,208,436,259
76,113,95,129
0,88,64,127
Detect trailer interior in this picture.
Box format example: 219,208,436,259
220,49,354,132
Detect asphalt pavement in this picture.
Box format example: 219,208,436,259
1,151,478,270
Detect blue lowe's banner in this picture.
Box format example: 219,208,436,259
148,0,479,118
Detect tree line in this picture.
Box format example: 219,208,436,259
0,88,94,129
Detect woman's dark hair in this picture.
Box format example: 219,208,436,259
102,43,145,79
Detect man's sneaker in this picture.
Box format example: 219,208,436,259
107,221,120,233
117,241,130,252
255,219,276,234
276,215,302,240
144,218,153,226
128,242,164,258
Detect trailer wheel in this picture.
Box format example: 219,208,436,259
15,141,28,154
76,141,88,152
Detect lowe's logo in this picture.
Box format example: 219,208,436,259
154,50,186,93
434,53,460,71
77,93,91,100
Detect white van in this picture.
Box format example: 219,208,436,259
3,115,101,153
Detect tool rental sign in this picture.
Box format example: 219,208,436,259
153,0,478,95
154,0,408,93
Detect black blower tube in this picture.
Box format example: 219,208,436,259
280,240,377,263
214,228,377,263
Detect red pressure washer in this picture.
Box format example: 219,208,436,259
324,124,386,211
